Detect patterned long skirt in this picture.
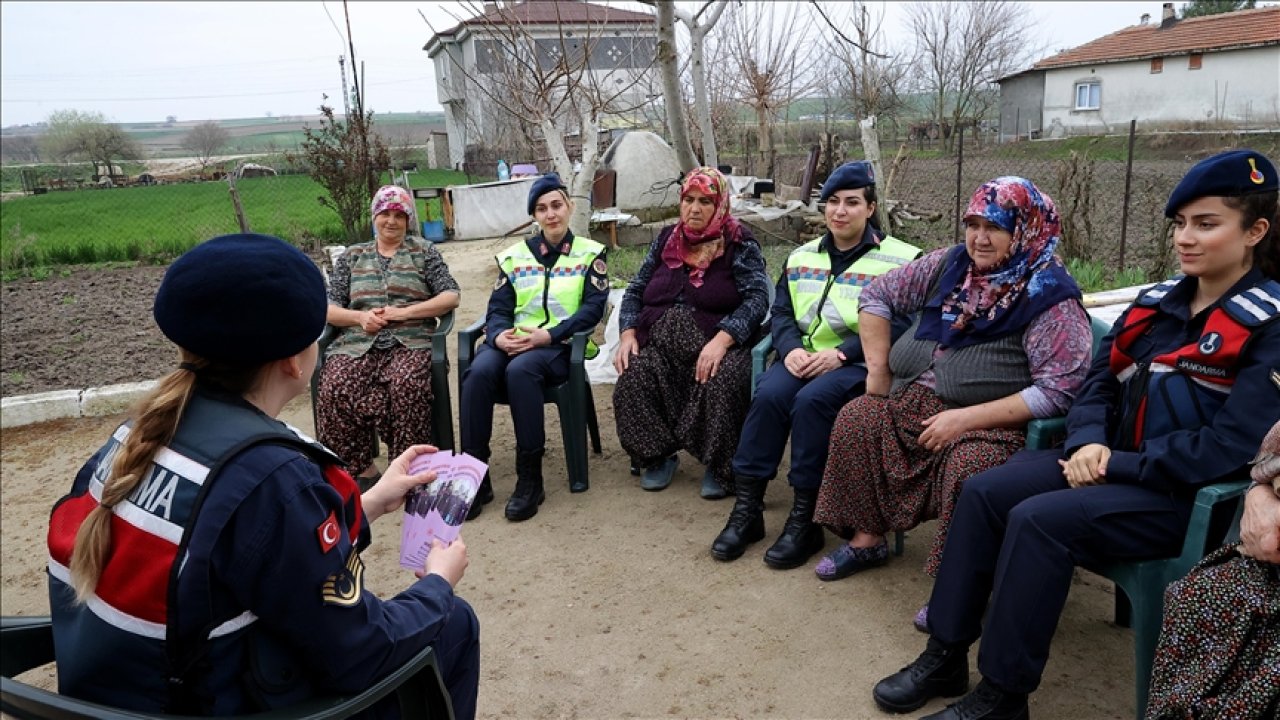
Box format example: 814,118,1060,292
1146,545,1280,720
317,344,433,474
612,305,753,492
814,382,1024,575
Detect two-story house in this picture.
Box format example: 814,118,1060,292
423,0,658,169
997,3,1279,140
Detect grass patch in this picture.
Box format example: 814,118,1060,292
0,169,470,272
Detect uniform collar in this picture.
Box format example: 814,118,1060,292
1162,266,1267,319
527,230,575,261
820,223,881,256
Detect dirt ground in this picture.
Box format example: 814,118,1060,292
1,238,1138,718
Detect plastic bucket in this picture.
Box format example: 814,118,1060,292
422,220,446,243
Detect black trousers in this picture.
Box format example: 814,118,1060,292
926,449,1194,694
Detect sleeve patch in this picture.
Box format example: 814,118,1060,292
592,258,608,275
592,275,609,291
316,511,340,553
321,549,365,607
494,273,509,291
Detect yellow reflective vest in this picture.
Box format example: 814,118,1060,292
786,235,921,352
497,236,606,358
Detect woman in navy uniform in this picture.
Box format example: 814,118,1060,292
871,149,1280,720
48,234,480,719
459,173,609,522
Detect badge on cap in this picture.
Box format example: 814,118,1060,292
317,510,340,553
1249,158,1266,185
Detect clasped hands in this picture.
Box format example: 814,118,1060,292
784,348,842,380
356,306,414,334
495,326,553,356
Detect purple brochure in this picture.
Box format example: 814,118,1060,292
399,451,487,570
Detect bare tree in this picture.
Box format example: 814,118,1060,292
654,1,698,171
181,120,231,174
422,2,660,236
724,2,817,177
644,0,732,168
907,1,1039,150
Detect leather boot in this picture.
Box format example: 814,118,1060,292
763,487,825,569
505,448,545,522
464,449,495,521
920,679,1029,720
873,637,970,714
710,476,767,561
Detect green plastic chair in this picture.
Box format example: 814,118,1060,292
1090,481,1249,719
309,310,456,456
0,616,454,719
457,320,602,493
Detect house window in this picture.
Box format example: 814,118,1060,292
1074,81,1101,110
1150,57,1163,73
1189,53,1203,70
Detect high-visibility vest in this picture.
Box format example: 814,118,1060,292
786,235,920,351
497,237,605,358
1109,275,1280,448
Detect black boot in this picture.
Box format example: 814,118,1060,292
873,637,970,714
466,472,494,521
710,476,767,561
763,487,825,569
505,448,545,522
463,449,495,521
920,679,1029,720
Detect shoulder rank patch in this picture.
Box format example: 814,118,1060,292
317,510,340,553
592,258,607,275
321,549,365,607
1272,368,1280,391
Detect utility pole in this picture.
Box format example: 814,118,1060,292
338,55,351,117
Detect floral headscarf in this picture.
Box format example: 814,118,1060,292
661,167,742,287
371,185,418,231
917,176,1081,349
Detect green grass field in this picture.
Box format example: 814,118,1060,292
1,168,468,275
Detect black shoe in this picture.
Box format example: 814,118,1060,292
710,476,767,561
763,487,825,569
873,638,970,714
920,679,1029,720
466,473,494,521
505,449,545,522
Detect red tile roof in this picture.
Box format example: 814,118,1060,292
434,0,653,37
1033,6,1280,70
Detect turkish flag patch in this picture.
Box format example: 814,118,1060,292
317,511,341,554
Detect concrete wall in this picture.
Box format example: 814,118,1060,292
997,72,1045,142
1041,45,1280,135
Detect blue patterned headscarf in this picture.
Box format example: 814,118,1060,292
916,176,1081,349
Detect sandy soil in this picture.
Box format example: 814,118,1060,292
0,238,1137,718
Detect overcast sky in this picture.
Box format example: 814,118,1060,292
0,1,1240,128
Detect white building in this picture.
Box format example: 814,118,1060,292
423,1,659,169
997,3,1280,140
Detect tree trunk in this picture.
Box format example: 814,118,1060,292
859,115,882,190
540,115,593,238
656,1,698,171
689,30,717,169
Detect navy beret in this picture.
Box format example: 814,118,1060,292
527,172,568,216
153,234,327,367
820,161,876,203
1165,149,1278,218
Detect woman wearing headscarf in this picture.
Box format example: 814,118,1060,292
47,234,479,719
612,167,771,498
317,185,460,488
1145,419,1280,720
812,176,1092,593
872,150,1280,720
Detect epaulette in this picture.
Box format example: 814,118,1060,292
1223,278,1280,327
1134,276,1183,306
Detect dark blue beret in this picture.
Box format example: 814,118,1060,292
153,234,327,367
527,172,568,216
820,161,876,203
1165,149,1277,218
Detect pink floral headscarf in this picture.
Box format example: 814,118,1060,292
371,185,417,230
661,167,742,287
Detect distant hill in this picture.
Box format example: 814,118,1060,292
1,111,447,158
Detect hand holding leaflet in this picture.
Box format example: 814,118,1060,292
400,451,488,570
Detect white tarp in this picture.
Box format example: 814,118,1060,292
450,178,536,241
586,289,626,385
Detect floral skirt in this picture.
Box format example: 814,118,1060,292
814,382,1024,575
612,306,752,492
317,344,433,473
1146,544,1280,720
